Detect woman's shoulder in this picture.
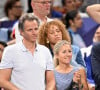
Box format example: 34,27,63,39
72,66,80,72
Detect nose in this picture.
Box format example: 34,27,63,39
67,51,72,56
54,31,59,36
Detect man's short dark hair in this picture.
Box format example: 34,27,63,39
18,13,40,31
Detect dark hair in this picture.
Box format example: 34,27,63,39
0,41,7,47
65,10,78,28
4,0,20,16
18,13,40,31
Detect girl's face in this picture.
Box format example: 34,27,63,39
56,44,72,65
47,25,62,45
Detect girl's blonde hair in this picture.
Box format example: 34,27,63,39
53,40,71,67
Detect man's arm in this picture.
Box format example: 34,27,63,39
86,4,100,23
0,68,19,90
45,70,56,90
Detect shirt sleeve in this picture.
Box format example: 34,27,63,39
0,47,14,69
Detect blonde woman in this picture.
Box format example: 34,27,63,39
53,40,89,90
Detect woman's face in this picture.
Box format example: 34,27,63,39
73,13,83,29
56,44,72,65
47,25,62,45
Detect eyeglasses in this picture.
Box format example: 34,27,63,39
34,1,52,5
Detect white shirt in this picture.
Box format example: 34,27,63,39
0,42,54,90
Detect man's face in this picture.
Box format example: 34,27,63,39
20,20,39,43
31,0,52,16
65,0,76,11
12,1,23,19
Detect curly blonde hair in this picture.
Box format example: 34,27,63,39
38,19,71,48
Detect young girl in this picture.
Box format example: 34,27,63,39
53,40,88,90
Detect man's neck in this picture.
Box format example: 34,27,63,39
34,12,47,22
22,39,36,54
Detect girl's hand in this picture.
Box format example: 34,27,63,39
73,70,81,84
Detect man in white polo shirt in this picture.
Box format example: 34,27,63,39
0,13,56,90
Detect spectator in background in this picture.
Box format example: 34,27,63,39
0,0,23,21
62,0,76,14
0,41,7,62
52,0,65,14
0,13,56,90
75,0,84,10
62,0,88,18
47,0,63,19
74,0,89,18
26,0,63,19
65,10,86,48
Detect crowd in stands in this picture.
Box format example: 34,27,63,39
0,0,100,90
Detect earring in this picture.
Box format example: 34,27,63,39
47,40,49,44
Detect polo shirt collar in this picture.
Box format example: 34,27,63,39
19,41,39,52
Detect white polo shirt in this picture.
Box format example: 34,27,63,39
0,41,54,90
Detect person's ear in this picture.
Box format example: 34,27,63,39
19,30,23,36
46,38,49,44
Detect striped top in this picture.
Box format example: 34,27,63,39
54,67,79,90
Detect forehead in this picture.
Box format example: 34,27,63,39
24,20,38,28
59,44,71,51
49,24,59,28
